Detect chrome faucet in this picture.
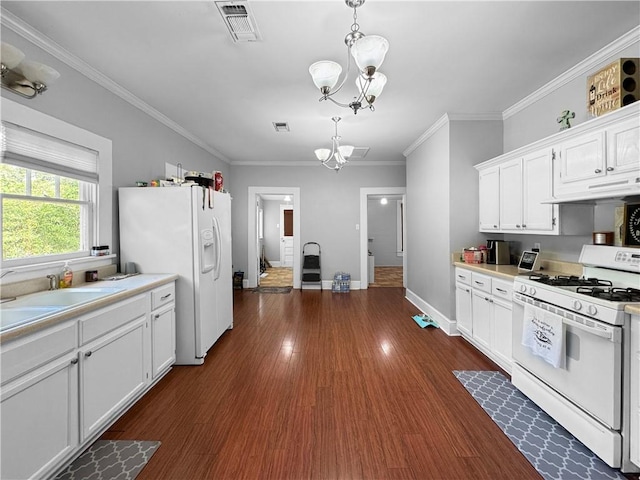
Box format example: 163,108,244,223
47,274,60,290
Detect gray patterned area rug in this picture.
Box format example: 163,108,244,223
54,440,160,480
454,370,626,480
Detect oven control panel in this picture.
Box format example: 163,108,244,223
615,250,640,269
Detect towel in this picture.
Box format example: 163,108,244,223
522,304,565,368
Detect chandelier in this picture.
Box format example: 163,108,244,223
314,117,354,172
308,0,389,115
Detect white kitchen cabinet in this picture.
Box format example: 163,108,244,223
481,146,593,235
630,315,640,468
552,104,640,201
454,267,513,373
80,315,148,440
152,304,175,379
478,166,500,231
491,277,513,369
1,353,78,480
150,283,176,379
455,282,472,337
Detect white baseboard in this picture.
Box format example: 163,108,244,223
405,288,458,336
270,261,281,267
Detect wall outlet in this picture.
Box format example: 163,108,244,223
533,242,541,251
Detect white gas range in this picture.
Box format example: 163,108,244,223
511,245,640,473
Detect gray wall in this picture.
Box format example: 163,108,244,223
0,30,228,258
229,164,406,281
367,199,402,266
406,119,503,319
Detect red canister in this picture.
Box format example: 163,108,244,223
214,171,223,192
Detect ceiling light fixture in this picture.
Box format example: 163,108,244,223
308,0,389,115
314,116,354,172
1,43,60,99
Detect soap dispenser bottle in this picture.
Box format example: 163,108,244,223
60,261,73,288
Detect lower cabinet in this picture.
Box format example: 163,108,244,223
0,280,176,480
455,267,513,373
1,353,78,480
81,317,148,440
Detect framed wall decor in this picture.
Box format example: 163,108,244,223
623,203,640,247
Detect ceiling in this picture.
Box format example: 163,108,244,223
2,1,639,167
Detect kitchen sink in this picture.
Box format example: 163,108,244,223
0,306,66,331
6,287,125,308
0,287,126,332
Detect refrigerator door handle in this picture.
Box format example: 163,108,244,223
213,217,222,280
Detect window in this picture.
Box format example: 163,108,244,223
0,98,112,272
1,164,95,263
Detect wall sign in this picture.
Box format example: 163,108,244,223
623,203,640,247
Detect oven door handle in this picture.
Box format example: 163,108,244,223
562,316,616,341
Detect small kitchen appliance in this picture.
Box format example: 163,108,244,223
486,240,510,265
511,245,640,472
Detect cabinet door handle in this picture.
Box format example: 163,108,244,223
594,169,602,173
85,351,92,357
516,224,521,228
154,313,160,320
70,358,78,365
474,281,484,286
496,288,507,293
493,224,498,228
606,166,614,172
522,224,527,228
161,293,172,300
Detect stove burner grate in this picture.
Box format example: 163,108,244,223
529,274,613,287
576,287,640,302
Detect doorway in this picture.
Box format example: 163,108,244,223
247,187,300,289
359,187,406,289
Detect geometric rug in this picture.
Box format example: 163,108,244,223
453,371,626,480
53,440,160,480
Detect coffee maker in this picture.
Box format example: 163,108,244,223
486,240,510,265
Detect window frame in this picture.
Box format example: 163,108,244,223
1,98,112,276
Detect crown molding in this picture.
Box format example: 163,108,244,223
403,112,502,158
1,8,231,164
503,25,640,120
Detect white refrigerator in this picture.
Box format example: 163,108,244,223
118,186,233,365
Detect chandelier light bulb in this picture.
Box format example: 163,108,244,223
1,42,25,70
314,148,331,162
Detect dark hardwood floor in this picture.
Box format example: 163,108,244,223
102,288,541,479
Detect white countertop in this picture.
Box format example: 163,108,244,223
0,273,178,343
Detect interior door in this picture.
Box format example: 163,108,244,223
280,205,294,267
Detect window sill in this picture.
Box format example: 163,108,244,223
1,254,117,284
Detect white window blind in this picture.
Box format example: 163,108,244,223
1,121,99,182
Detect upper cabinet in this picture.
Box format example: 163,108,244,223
552,105,639,201
476,103,639,234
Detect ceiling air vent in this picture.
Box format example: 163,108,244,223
273,122,290,133
349,147,370,159
215,1,261,43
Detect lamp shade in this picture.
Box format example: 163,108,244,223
338,145,354,158
314,148,331,161
309,61,342,91
17,60,60,85
356,71,387,99
1,43,25,69
350,35,389,75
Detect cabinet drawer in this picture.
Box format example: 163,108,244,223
1,321,76,385
151,283,175,311
80,294,146,345
471,272,492,294
492,279,513,301
455,268,472,286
